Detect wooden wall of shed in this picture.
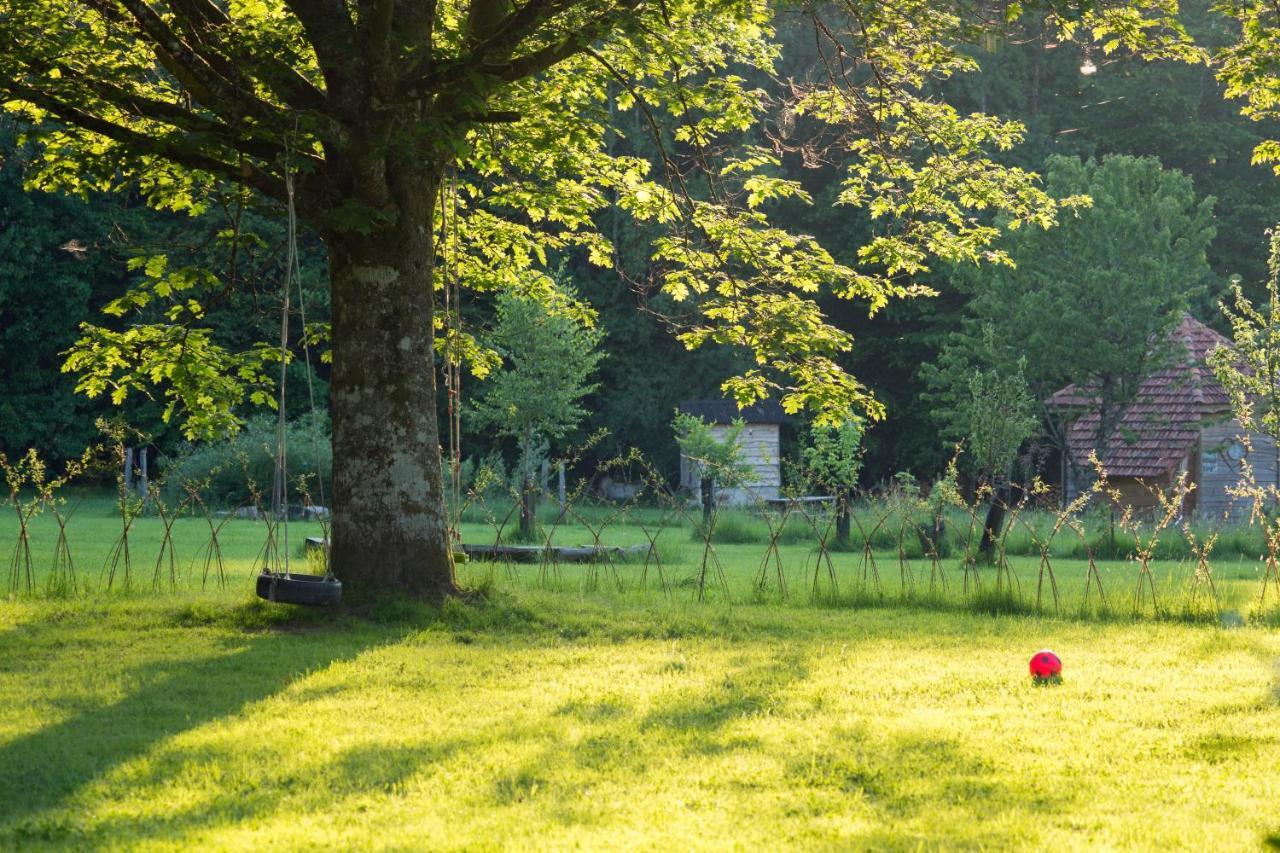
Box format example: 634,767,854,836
679,423,782,504
1065,420,1280,519
1197,420,1279,519
1067,470,1171,514
1110,477,1169,514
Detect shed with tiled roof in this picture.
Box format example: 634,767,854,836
1049,314,1276,517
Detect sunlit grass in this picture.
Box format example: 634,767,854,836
3,592,1280,848
5,495,1280,847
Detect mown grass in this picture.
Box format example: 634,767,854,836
4,592,1280,849
5,493,1275,619
5,494,1280,848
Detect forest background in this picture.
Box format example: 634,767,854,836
1,0,1270,488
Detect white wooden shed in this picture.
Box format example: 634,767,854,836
677,399,786,505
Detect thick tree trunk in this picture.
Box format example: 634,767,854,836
326,166,456,598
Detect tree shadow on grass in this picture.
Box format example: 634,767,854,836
0,608,387,845
787,727,1074,847
640,649,809,740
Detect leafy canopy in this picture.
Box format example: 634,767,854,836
0,0,1199,434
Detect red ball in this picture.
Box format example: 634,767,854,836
1029,650,1062,680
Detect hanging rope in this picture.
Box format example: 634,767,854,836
292,183,330,529
441,167,464,544
292,174,334,578
269,169,297,579
256,128,342,605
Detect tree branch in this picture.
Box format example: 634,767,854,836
280,0,361,111
358,0,397,97
83,0,288,128
497,1,644,83
2,78,287,201
394,0,636,100
23,62,319,168
392,0,437,76
166,0,330,113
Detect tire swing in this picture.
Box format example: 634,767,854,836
257,168,341,607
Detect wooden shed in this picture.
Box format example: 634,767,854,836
678,399,785,505
1050,314,1277,518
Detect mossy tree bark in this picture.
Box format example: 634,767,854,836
327,161,456,598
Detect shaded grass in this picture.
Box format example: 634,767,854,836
3,591,1280,848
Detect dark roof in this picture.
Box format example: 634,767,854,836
678,399,788,424
1048,314,1233,478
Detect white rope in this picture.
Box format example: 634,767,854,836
291,171,332,577
272,170,297,577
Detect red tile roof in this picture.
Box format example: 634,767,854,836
1048,314,1233,478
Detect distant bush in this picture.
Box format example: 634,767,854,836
161,414,331,509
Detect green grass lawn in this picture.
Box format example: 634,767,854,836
4,497,1280,848
5,492,1277,619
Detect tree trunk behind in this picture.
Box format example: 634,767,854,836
835,486,851,548
978,482,1010,561
520,475,537,540
326,166,456,598
700,476,715,527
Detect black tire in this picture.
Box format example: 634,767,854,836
256,572,343,606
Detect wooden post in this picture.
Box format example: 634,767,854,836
139,447,149,504
557,462,566,515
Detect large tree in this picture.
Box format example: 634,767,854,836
0,0,1191,596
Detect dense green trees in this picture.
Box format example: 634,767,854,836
3,0,1280,597
844,0,1280,480
928,154,1216,479
0,140,112,460
0,125,331,457
4,0,1110,594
